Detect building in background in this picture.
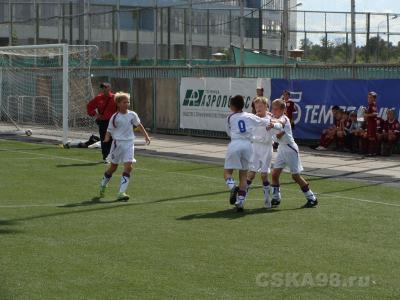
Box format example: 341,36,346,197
0,0,298,61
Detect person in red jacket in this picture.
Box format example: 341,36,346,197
87,82,116,161
282,90,297,130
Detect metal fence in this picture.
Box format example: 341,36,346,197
1,1,400,64
91,64,400,80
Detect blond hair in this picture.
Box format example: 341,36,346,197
253,96,269,107
272,98,286,110
251,96,269,114
115,92,130,104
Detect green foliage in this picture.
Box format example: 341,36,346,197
300,36,400,64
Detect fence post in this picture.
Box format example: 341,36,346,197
152,78,157,132
239,0,244,77
8,1,13,46
35,2,40,44
167,7,171,59
69,1,73,44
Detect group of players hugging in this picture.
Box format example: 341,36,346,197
314,91,400,156
223,88,317,212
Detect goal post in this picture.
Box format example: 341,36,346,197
62,44,69,144
0,43,98,144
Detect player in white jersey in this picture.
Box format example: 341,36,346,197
246,96,274,208
97,92,150,201
269,99,318,208
224,95,281,212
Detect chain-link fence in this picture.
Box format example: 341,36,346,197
1,0,399,65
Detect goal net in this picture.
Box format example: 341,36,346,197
0,44,98,144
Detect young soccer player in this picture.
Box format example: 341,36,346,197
382,108,400,156
314,105,341,151
270,99,318,208
246,96,274,208
282,90,297,130
336,111,350,151
364,91,378,156
97,92,150,201
224,95,280,212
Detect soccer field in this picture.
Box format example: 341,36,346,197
0,139,399,299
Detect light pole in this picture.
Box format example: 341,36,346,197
188,0,192,65
288,3,302,55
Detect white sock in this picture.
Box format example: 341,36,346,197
271,185,281,200
119,172,131,193
302,186,316,201
263,184,271,202
101,172,112,187
235,190,247,207
226,177,236,190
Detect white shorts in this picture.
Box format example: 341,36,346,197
224,140,253,170
249,142,273,173
107,140,136,164
273,143,303,174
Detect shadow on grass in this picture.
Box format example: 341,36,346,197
3,188,306,226
3,190,231,224
0,219,21,235
56,162,103,168
59,198,122,208
177,207,279,220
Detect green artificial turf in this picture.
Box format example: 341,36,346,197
0,139,399,299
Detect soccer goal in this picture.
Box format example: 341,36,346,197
0,44,98,144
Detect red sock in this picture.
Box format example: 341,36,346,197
368,139,377,154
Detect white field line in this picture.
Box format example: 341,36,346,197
1,157,57,160
321,193,400,207
0,147,399,208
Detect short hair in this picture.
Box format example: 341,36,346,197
100,82,111,89
272,99,286,110
253,96,269,108
282,90,290,96
337,108,345,114
332,105,340,111
115,92,130,104
230,95,245,110
368,91,377,98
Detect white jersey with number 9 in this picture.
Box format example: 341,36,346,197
226,112,270,140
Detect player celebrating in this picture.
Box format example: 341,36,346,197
97,92,150,201
270,99,318,208
246,96,274,208
224,95,280,212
